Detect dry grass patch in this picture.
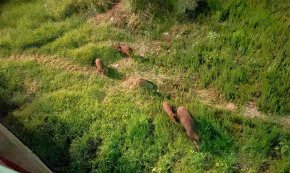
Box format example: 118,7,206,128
8,54,98,76
90,2,131,27
110,57,135,71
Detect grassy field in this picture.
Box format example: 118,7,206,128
0,0,290,172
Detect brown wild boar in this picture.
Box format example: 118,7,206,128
115,43,132,58
95,58,107,75
162,102,179,123
177,106,200,150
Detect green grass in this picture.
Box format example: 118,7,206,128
148,0,290,114
0,0,290,172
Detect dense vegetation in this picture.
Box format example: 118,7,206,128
0,0,290,172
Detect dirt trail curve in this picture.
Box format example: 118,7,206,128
194,88,290,127
0,123,52,173
7,54,96,76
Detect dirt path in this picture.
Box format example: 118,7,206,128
0,123,52,173
194,87,290,126
7,54,97,76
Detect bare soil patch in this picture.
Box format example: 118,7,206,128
243,102,265,119
194,88,237,112
280,116,290,126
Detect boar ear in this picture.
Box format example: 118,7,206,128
117,43,122,48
